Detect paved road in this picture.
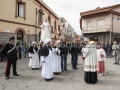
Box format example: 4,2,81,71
0,55,120,90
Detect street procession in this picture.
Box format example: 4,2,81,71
0,0,120,90
1,17,120,85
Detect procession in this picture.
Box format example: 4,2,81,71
0,0,120,90
1,18,120,85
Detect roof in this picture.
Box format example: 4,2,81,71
80,4,120,17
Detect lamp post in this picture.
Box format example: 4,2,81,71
112,15,120,42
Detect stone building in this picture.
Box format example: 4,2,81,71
0,0,59,44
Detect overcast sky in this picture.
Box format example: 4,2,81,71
43,0,120,35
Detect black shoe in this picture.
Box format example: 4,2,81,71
75,68,79,70
65,69,68,71
72,67,75,70
61,69,64,72
45,79,50,82
58,73,60,74
114,63,117,64
13,74,19,76
35,68,39,70
32,68,35,70
54,72,58,75
50,78,53,80
6,77,9,80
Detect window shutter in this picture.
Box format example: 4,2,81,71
97,20,104,27
87,21,91,30
19,4,24,17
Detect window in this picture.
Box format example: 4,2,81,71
54,21,57,31
97,19,105,27
87,21,91,30
17,3,24,17
38,11,43,23
15,0,26,19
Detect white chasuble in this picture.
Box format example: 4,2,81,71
83,41,98,72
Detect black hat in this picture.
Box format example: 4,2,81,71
9,36,15,40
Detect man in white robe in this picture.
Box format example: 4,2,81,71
53,40,61,75
83,36,98,84
28,42,39,70
41,39,53,81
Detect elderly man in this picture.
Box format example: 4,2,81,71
41,39,53,81
112,41,120,65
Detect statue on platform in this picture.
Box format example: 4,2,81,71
40,19,52,42
60,19,65,36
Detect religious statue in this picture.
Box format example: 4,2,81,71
40,19,52,42
60,19,65,36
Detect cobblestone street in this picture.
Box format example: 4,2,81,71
0,55,120,90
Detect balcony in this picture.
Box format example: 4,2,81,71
82,24,111,33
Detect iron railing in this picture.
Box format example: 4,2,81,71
82,24,111,33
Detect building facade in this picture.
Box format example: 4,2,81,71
80,4,120,42
58,17,74,42
0,0,59,44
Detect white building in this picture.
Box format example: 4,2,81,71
58,17,74,41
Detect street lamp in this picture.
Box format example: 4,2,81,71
35,8,44,41
112,15,120,42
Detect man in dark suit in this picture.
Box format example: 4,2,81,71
71,38,79,70
59,36,69,71
4,36,19,79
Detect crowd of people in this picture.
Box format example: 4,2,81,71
1,36,120,84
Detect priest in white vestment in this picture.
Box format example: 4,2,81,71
40,19,52,42
53,40,61,75
28,42,39,70
41,39,53,81
83,36,98,84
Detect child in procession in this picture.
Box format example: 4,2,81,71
97,44,106,76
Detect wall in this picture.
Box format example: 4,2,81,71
111,6,120,33
82,13,111,32
0,0,59,42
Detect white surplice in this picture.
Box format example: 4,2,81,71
53,48,61,73
41,49,53,79
28,49,39,68
97,48,106,61
83,41,98,72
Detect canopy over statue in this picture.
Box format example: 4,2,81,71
40,19,52,42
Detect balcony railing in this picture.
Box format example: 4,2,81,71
82,24,111,33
